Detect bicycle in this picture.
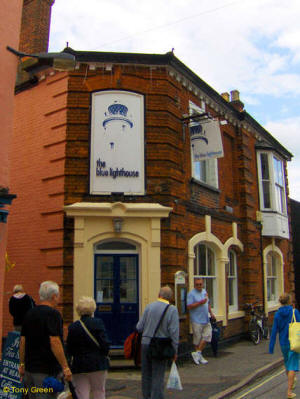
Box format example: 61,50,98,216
244,302,270,345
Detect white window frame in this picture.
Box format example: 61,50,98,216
194,243,217,311
257,151,287,215
189,101,219,188
266,251,279,306
227,249,238,313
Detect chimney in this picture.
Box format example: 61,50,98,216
19,0,55,54
230,90,244,112
221,92,230,102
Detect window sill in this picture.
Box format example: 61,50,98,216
267,303,280,313
190,178,220,194
228,310,245,320
261,209,287,217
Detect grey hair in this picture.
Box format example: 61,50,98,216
76,296,96,316
159,286,173,301
13,284,24,293
39,281,59,301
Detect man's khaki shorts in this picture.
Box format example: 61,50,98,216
192,322,212,345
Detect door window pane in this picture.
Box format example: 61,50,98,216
120,257,137,303
96,257,114,279
120,280,137,302
96,280,113,302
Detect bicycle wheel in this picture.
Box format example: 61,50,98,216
249,321,261,345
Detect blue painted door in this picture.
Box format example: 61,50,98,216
94,254,139,347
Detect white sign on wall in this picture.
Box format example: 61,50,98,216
90,90,145,195
190,119,224,161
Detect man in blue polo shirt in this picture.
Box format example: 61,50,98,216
187,278,215,364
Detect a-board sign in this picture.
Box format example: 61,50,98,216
0,332,23,399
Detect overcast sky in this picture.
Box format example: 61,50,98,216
49,0,300,201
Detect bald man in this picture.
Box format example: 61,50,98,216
136,286,179,399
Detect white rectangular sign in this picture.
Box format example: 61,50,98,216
90,90,145,195
190,119,224,161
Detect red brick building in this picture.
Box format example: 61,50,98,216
0,0,23,355
3,45,294,347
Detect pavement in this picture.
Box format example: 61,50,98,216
106,338,284,399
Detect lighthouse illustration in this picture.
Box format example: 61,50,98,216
102,101,134,151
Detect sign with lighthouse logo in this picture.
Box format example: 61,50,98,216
90,90,145,195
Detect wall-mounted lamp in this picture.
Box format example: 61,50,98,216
113,218,123,233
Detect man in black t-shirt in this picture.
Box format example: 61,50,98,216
19,281,72,398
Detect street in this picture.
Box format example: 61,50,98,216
230,366,295,399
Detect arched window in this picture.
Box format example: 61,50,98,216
226,249,238,312
266,251,279,303
194,243,216,308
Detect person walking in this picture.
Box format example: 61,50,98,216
19,281,72,398
269,293,300,399
136,286,179,399
66,296,109,399
9,284,35,332
187,277,215,365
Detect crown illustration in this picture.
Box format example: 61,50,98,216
103,101,133,129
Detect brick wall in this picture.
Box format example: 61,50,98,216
63,62,294,329
4,60,294,336
3,71,68,335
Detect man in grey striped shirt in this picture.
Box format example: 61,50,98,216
136,286,179,399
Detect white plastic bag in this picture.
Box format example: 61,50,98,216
166,361,183,390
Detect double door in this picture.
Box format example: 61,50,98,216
94,254,139,347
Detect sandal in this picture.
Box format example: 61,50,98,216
287,393,296,398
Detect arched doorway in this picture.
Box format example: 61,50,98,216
94,240,139,347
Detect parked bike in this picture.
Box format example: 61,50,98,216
244,302,270,345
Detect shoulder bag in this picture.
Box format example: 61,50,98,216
148,304,175,360
79,320,109,356
289,309,300,353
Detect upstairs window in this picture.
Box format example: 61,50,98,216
189,101,219,188
193,158,219,188
257,151,287,214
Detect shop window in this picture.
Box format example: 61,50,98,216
257,151,287,214
266,251,279,304
194,243,216,309
226,250,238,312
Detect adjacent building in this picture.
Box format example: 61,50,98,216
0,0,23,354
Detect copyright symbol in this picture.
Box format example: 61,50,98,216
3,387,10,393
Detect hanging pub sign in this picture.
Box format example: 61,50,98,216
90,90,145,195
190,119,224,161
